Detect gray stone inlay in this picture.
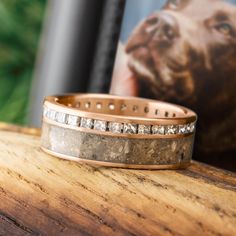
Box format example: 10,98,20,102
41,122,194,166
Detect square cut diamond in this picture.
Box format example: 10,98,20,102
179,124,187,134
124,123,137,134
80,118,93,129
67,115,80,126
94,120,107,131
43,107,48,117
138,124,151,134
166,125,178,135
152,125,165,135
48,110,56,120
109,122,123,133
187,123,195,133
56,112,67,123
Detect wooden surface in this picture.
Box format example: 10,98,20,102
0,130,236,236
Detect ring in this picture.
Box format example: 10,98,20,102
41,94,197,169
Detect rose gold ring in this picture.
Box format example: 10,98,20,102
41,93,197,169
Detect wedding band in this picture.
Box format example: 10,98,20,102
41,94,197,169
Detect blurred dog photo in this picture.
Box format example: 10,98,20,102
111,0,236,169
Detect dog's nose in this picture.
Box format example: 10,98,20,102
146,13,179,46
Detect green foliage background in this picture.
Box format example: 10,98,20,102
0,0,46,124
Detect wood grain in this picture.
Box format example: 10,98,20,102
0,130,236,236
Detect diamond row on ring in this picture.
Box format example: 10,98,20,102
43,107,196,135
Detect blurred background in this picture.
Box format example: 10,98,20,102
0,0,46,124
0,0,125,126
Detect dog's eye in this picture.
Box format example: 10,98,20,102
216,23,233,35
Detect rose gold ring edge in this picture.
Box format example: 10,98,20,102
42,147,191,170
44,93,197,125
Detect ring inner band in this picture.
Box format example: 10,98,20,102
55,94,194,120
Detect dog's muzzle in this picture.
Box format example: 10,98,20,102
146,12,180,48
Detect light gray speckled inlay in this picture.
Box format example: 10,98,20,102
41,122,194,166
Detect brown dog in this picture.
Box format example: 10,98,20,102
111,0,236,169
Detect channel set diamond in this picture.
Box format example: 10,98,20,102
138,125,151,134
56,112,67,124
48,110,56,120
43,106,196,135
152,125,165,135
188,123,195,133
80,118,93,129
179,124,187,134
108,122,123,133
94,120,107,131
166,125,178,135
43,107,48,117
124,123,138,134
67,115,80,126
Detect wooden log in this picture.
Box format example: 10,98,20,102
0,129,236,236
